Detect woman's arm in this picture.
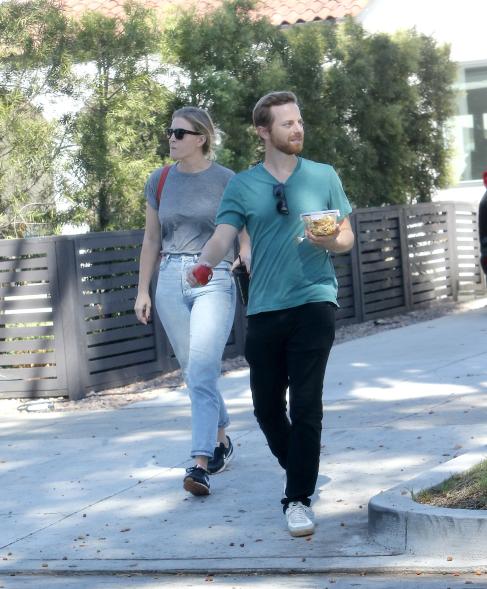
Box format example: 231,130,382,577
134,204,161,324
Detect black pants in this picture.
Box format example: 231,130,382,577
245,301,336,506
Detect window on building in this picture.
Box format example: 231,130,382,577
453,65,487,183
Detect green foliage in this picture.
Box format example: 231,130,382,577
162,0,287,170
0,0,458,238
0,0,74,95
68,76,171,231
0,90,59,237
280,18,456,206
163,8,455,207
65,2,172,231
394,31,456,202
0,0,72,238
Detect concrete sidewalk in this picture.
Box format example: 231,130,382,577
1,300,487,584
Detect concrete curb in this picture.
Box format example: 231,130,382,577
1,555,487,576
368,451,487,557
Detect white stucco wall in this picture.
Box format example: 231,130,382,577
357,0,487,64
357,0,487,204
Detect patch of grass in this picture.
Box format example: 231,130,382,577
414,460,487,509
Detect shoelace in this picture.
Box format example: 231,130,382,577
186,465,208,474
288,502,311,523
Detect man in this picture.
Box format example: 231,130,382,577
187,91,354,536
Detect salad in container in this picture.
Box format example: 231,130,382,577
300,210,339,236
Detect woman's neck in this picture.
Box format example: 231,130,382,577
176,154,212,174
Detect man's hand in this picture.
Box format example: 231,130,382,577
134,292,152,325
186,263,213,287
305,217,354,253
305,225,339,249
187,224,240,284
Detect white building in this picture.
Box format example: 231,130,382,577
357,0,487,203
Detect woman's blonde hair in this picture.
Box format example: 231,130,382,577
172,106,217,158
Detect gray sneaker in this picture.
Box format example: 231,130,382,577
285,501,315,537
207,436,234,474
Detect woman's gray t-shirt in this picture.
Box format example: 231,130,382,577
145,162,235,263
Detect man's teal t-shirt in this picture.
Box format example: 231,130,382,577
216,157,353,316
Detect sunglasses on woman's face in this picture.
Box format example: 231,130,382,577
166,128,201,140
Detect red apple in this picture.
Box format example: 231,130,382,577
192,264,213,285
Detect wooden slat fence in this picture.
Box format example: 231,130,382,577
0,238,67,397
453,204,483,296
406,204,454,305
0,202,485,400
353,206,409,320
73,231,163,394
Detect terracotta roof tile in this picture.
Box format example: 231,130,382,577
333,5,347,18
59,0,369,25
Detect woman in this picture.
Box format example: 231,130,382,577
134,107,249,497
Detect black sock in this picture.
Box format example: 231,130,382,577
281,496,311,513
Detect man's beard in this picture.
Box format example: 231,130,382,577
269,133,304,155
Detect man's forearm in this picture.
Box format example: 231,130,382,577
329,228,354,254
199,224,239,267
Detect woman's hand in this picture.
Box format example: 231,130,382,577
134,292,152,325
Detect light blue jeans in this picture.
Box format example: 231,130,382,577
155,254,236,458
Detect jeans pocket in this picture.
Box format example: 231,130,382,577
211,266,233,290
159,256,170,272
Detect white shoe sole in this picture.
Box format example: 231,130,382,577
288,523,315,537
209,446,234,475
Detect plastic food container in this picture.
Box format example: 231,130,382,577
300,210,339,236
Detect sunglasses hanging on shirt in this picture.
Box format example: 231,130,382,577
273,183,289,215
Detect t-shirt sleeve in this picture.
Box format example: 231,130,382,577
145,169,160,211
215,176,246,230
328,167,352,220
222,167,235,185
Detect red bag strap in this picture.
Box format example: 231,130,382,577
156,165,172,208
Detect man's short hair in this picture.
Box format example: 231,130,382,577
252,91,299,129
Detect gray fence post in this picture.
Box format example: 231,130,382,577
54,237,88,400
446,203,459,301
349,212,364,324
399,206,413,311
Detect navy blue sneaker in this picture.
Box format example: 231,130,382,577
183,465,210,496
207,436,234,474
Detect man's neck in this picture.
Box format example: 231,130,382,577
263,151,299,184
